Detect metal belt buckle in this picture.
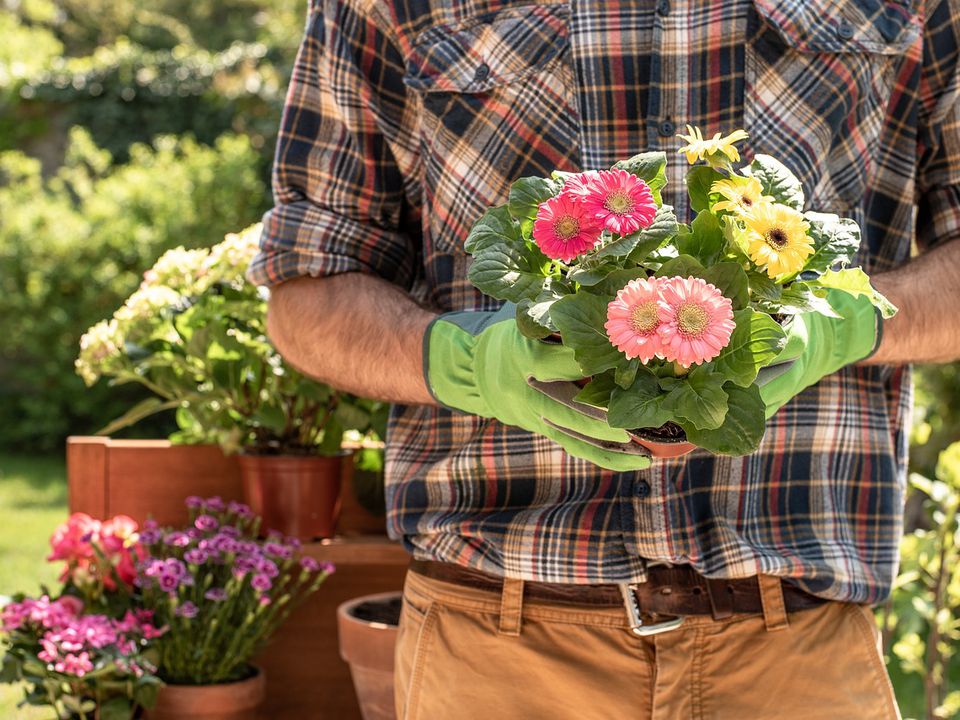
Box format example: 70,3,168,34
619,583,684,636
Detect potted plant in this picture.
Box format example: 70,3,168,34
75,225,385,539
1,515,166,720
463,126,896,457
135,496,333,720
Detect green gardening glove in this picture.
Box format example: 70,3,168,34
757,290,882,418
424,304,651,471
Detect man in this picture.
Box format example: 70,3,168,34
249,0,960,717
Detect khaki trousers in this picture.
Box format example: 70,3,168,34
394,568,901,720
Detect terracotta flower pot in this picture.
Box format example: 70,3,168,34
628,426,697,458
337,592,402,720
146,667,266,720
238,453,350,541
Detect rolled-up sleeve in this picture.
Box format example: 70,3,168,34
247,0,421,289
916,0,960,251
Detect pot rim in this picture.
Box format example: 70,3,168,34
628,427,691,445
337,591,402,629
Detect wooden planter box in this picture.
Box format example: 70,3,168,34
66,437,408,720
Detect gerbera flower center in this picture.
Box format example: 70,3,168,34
604,191,634,215
677,303,709,337
554,215,580,240
765,227,789,249
741,194,753,207
630,302,660,334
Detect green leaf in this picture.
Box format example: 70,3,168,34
803,212,861,275
96,397,182,436
683,383,766,455
597,204,678,260
516,282,566,339
747,270,782,303
467,245,547,304
747,154,804,210
711,309,787,387
612,151,668,195
678,210,725,266
574,371,617,409
567,258,621,287
812,268,898,318
701,262,750,310
464,206,524,254
615,359,640,389
508,176,564,236
99,697,133,720
607,371,673,429
655,254,706,279
551,292,625,376
775,282,842,317
590,267,652,297
685,166,725,213
667,367,728,431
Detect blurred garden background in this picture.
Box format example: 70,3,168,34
0,1,958,718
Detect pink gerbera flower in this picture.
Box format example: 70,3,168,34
656,276,736,368
605,277,665,363
581,168,657,235
560,171,601,198
532,193,603,262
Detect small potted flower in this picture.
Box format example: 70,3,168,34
463,127,896,457
1,515,166,720
75,225,386,539
135,496,333,720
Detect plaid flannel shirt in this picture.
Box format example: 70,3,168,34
249,0,960,602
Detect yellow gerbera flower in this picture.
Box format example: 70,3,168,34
676,125,749,166
743,203,814,278
711,176,771,216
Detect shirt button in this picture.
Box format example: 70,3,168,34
656,0,670,15
837,19,855,40
658,120,676,137
474,63,491,82
635,480,651,499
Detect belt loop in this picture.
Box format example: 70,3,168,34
498,577,524,637
758,575,789,632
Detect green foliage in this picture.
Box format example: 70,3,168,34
0,128,265,451
880,442,960,719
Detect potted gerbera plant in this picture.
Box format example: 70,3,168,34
464,126,895,457
135,496,333,720
76,225,385,539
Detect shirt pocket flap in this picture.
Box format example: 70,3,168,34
403,3,570,93
753,0,919,54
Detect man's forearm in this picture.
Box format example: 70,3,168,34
867,238,960,365
266,273,438,404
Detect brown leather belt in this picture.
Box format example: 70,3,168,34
409,559,826,624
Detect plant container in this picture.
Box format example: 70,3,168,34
337,592,402,720
239,453,350,541
146,667,266,720
628,423,697,458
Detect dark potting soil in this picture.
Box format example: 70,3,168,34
630,421,687,441
350,596,402,626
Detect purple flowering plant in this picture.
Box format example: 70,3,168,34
135,496,334,685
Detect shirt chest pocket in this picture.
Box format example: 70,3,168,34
745,0,919,215
401,3,580,263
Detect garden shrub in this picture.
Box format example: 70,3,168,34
0,127,265,451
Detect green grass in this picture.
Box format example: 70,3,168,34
0,453,68,719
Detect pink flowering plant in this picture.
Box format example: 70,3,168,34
465,127,895,454
1,517,165,719
134,496,334,685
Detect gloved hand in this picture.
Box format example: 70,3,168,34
424,304,651,471
757,290,882,418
